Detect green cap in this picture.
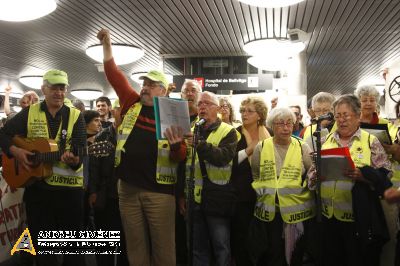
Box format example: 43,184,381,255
139,70,168,89
43,69,69,86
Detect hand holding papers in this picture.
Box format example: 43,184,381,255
320,147,355,181
360,123,392,145
154,97,191,140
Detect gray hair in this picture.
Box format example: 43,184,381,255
311,92,336,109
354,85,380,102
181,79,202,93
333,94,361,115
266,107,296,129
199,91,219,106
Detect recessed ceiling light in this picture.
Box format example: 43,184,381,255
86,44,144,65
19,75,43,89
71,89,103,100
247,56,289,71
238,0,304,8
0,0,57,22
244,38,305,56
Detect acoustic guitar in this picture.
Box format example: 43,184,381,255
2,136,114,188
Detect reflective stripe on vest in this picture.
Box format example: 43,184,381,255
321,130,373,221
389,126,400,189
115,103,142,167
253,136,315,223
27,103,83,187
114,102,178,184
186,122,239,203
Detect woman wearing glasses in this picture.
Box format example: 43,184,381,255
218,97,241,127
230,96,270,265
355,85,399,266
250,107,314,266
316,94,392,266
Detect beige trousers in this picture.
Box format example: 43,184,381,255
118,180,176,266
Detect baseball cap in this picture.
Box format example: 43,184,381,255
139,70,168,89
43,69,69,86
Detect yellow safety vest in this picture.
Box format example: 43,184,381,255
389,126,400,188
252,137,315,223
27,103,83,187
321,130,373,222
186,122,239,203
303,122,338,140
114,102,178,184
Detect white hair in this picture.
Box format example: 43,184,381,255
354,85,380,102
199,91,219,106
311,92,336,109
181,79,202,93
266,107,296,129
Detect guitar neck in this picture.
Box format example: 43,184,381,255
36,147,88,163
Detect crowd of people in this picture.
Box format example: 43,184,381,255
0,28,400,266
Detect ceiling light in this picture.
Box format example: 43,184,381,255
0,0,56,22
70,89,103,100
13,106,22,113
0,91,23,98
19,75,43,89
247,56,289,71
244,38,305,56
238,0,304,8
86,44,144,65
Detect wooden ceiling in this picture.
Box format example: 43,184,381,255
0,0,399,99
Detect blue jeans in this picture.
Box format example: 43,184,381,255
192,204,231,266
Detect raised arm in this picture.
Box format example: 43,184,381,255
97,29,140,114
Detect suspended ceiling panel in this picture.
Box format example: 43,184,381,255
0,0,399,99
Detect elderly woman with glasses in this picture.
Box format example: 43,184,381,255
230,96,270,265
355,86,399,265
219,97,241,127
301,92,336,141
250,107,314,266
354,85,386,124
314,94,392,266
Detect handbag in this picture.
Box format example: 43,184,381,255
199,159,237,217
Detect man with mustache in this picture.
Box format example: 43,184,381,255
181,79,202,123
0,70,86,266
97,28,186,266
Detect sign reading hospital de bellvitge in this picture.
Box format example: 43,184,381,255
173,74,273,91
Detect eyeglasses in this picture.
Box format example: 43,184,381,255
47,84,67,92
142,81,161,89
334,113,354,121
220,104,230,109
198,101,217,107
274,121,294,128
182,88,198,95
239,108,257,114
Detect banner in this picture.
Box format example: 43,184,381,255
0,171,26,263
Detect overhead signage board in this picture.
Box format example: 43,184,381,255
173,74,273,91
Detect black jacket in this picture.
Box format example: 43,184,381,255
352,166,392,248
88,125,118,203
